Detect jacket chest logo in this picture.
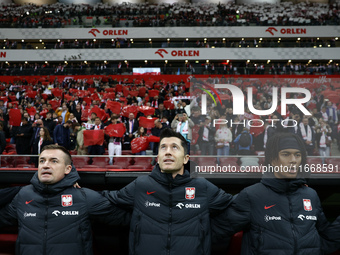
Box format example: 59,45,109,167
185,187,195,200
303,199,312,211
61,195,73,207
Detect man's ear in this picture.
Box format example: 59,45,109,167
183,154,190,165
65,165,72,175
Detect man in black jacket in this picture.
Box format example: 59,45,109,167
213,133,339,254
103,128,233,255
0,144,129,255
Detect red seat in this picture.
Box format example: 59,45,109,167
16,164,35,169
132,157,153,166
91,157,109,168
307,158,323,165
12,157,30,167
219,157,239,166
72,157,88,168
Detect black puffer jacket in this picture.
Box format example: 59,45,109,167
0,166,128,255
215,176,336,255
104,163,233,255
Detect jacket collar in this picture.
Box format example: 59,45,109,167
30,165,80,194
261,173,306,193
150,163,191,187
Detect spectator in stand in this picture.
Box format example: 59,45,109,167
107,116,122,165
198,116,215,155
233,128,253,155
215,122,232,162
297,116,315,156
124,113,139,150
171,113,194,154
74,123,87,155
31,127,53,167
56,103,70,124
315,119,332,163
87,112,97,125
134,126,147,155
154,103,170,121
15,117,33,155
68,112,78,124
31,119,44,143
53,120,72,150
43,112,56,135
0,122,6,155
151,119,168,157
88,117,105,156
72,103,82,123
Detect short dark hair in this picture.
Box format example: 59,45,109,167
40,144,72,165
159,128,188,155
264,132,307,170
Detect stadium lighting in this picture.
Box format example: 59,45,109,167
167,38,170,41
186,38,188,41
39,39,42,42
165,60,168,63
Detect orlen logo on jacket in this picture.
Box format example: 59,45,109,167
88,28,128,37
155,49,199,58
266,27,307,36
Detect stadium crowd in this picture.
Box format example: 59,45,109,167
0,75,339,165
0,61,339,76
0,1,339,28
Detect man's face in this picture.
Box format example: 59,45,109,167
272,149,302,179
158,137,189,175
302,118,308,126
95,118,101,126
129,113,134,120
38,149,72,184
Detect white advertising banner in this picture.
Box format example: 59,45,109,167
0,48,338,61
0,26,339,40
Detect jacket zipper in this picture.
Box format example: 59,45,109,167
288,194,297,255
167,182,173,255
43,195,49,255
